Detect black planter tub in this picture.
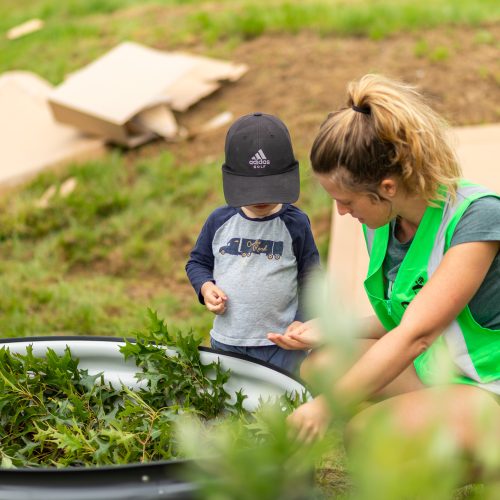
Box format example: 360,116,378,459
0,337,310,500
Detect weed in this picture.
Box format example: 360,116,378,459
429,45,450,62
478,66,490,80
474,29,495,45
414,39,429,58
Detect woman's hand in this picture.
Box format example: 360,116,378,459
267,319,321,350
287,396,331,443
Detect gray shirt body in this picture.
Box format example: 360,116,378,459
212,213,297,345
186,205,320,346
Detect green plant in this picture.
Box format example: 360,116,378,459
429,45,450,62
178,397,326,500
478,66,490,80
414,38,429,57
0,310,249,467
474,29,495,45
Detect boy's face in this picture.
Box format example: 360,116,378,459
242,203,282,218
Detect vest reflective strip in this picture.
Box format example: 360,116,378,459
429,185,500,394
428,185,491,276
365,227,375,254
442,321,500,394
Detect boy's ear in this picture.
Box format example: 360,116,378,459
378,178,397,198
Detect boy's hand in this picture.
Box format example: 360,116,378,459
201,282,227,315
267,319,321,350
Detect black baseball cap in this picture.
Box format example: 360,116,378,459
222,112,300,207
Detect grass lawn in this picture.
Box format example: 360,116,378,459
0,147,330,338
1,0,499,82
0,0,498,339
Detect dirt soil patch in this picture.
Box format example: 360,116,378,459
137,24,500,165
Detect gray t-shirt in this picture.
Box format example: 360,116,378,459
383,196,500,329
186,205,320,346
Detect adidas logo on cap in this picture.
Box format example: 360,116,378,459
249,149,271,168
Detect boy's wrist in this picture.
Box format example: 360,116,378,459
200,281,214,296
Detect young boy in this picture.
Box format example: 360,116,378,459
185,112,319,375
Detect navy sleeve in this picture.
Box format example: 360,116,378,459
185,207,236,304
282,205,321,321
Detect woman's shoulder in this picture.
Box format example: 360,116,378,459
460,195,500,220
451,195,500,246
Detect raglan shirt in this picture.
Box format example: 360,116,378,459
383,196,500,329
186,204,320,346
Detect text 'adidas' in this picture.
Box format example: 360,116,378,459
249,149,271,168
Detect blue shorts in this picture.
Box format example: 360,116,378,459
210,337,307,376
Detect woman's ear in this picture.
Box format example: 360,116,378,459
378,178,398,199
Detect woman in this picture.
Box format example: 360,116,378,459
268,74,500,449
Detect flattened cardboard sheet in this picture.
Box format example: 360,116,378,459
131,105,178,139
165,52,248,111
48,42,247,146
0,71,105,189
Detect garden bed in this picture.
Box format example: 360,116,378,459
0,327,310,499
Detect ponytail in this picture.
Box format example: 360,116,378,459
310,74,461,202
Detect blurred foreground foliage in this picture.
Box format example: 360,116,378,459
160,274,500,499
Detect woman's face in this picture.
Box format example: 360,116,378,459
315,173,392,229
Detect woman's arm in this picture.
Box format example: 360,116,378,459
359,315,387,339
288,240,500,441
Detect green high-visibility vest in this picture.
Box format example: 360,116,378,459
363,181,500,394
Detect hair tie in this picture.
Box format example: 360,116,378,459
352,104,371,115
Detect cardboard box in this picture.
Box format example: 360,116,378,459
48,42,247,147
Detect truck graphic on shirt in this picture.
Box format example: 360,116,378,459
219,238,284,259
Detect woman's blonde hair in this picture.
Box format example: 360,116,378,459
310,74,461,202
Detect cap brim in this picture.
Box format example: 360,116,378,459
222,163,300,207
